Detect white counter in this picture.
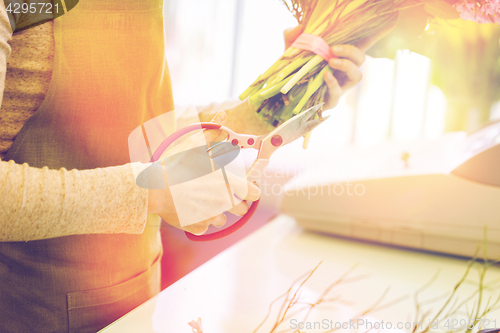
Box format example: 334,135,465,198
101,215,500,333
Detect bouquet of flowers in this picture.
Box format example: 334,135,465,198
238,0,495,130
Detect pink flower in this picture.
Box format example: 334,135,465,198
454,0,500,23
188,318,203,333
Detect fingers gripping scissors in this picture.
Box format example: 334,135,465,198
150,104,328,241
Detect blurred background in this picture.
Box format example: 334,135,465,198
160,0,500,288
164,0,500,144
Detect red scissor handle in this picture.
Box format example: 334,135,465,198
149,123,222,163
186,199,259,242
150,122,259,242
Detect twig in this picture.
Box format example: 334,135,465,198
253,268,313,333
301,263,361,323
270,262,323,333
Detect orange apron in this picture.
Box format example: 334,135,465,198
2,0,174,331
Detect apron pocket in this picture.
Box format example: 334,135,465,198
67,254,161,333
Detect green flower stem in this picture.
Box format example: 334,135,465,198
267,56,313,87
267,73,279,86
239,58,289,100
279,84,307,122
339,0,369,19
281,55,324,95
305,18,329,35
304,0,344,35
240,83,265,101
249,83,270,100
304,0,367,37
293,79,315,115
249,76,294,106
240,84,260,101
292,66,331,114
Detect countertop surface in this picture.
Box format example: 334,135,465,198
101,215,500,333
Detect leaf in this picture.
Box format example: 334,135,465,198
423,0,460,20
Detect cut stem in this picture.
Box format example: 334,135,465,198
267,56,313,87
293,66,330,114
303,131,312,149
281,55,324,95
249,76,294,107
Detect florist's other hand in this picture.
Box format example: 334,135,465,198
283,24,392,109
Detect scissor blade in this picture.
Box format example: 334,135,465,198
286,115,330,144
266,103,324,144
207,141,240,159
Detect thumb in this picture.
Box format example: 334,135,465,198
211,110,227,125
203,111,227,143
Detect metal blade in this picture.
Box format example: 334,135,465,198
286,115,330,144
256,104,328,160
264,103,324,145
206,141,240,159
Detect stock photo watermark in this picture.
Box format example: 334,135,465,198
260,179,366,198
290,318,499,331
4,0,80,32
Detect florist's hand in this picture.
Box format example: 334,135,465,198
284,25,365,110
147,111,260,235
284,24,396,109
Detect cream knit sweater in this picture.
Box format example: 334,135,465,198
0,4,149,241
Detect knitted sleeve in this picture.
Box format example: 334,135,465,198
0,160,149,241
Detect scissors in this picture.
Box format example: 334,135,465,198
150,104,328,241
